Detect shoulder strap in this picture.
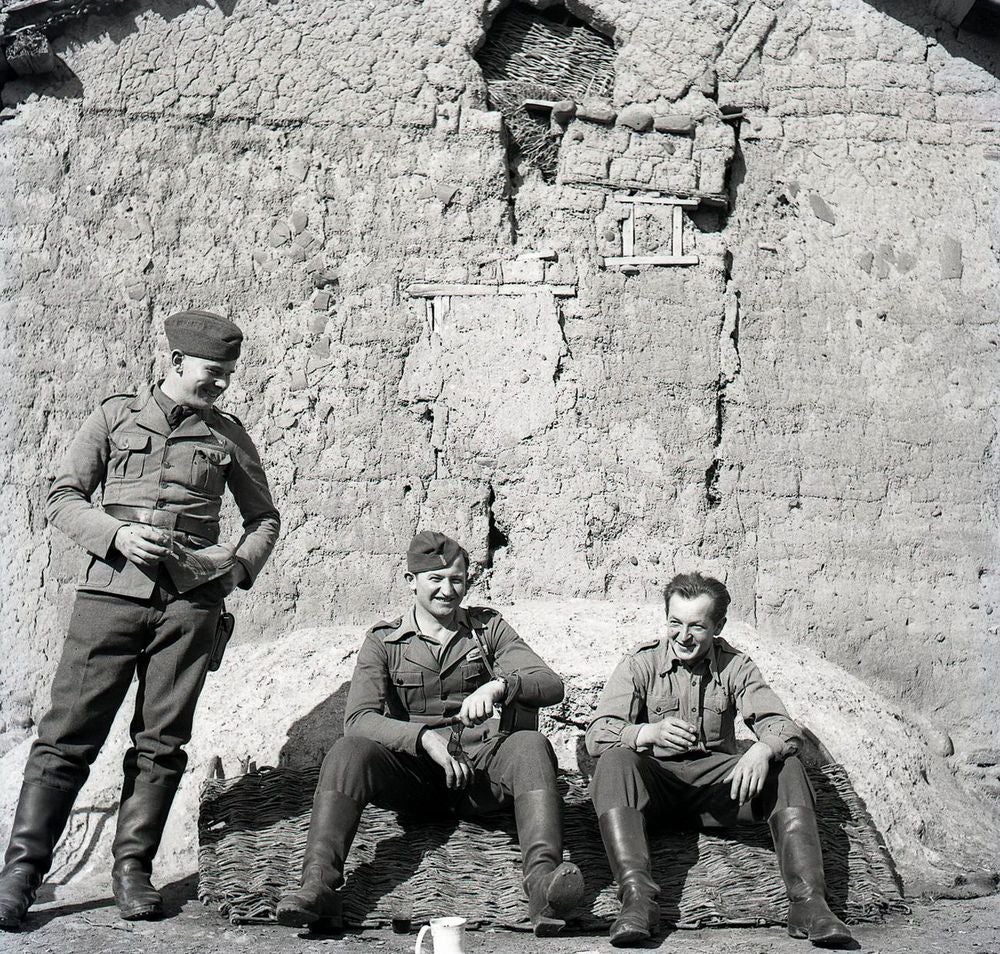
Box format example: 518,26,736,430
470,626,498,679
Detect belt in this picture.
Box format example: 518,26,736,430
104,505,216,539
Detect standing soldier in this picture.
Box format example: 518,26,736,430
586,571,853,948
276,531,584,936
0,310,280,930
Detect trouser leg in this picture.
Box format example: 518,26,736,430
276,736,440,929
472,732,584,936
107,589,218,920
4,593,148,930
24,592,149,792
590,749,663,947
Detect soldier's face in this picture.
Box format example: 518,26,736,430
407,556,468,620
171,352,237,409
665,593,724,664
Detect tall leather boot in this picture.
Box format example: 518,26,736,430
111,779,176,920
275,790,363,930
0,781,77,931
513,788,585,937
769,806,853,947
598,807,661,947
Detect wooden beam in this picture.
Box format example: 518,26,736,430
613,193,700,207
603,255,700,267
672,206,684,256
622,206,635,257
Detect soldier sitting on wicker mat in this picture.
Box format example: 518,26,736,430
276,530,584,936
586,571,853,949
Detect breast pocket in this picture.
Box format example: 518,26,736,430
391,670,426,714
189,445,231,495
702,689,732,742
108,432,151,481
648,698,680,722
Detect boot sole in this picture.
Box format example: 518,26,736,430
544,862,585,916
119,905,163,921
532,914,566,937
276,905,320,928
610,925,652,947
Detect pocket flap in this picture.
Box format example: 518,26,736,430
195,446,231,466
392,671,423,688
650,698,680,715
111,433,151,452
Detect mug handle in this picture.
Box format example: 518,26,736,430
415,924,430,954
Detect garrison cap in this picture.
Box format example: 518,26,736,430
406,531,467,573
164,310,243,361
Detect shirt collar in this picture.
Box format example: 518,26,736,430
153,381,199,422
398,605,470,639
663,638,722,685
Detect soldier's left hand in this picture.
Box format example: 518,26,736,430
458,679,505,727
723,740,773,805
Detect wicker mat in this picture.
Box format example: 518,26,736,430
198,765,906,930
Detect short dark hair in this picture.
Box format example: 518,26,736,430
662,572,731,623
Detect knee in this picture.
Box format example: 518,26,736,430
318,735,383,789
505,731,557,786
592,746,642,783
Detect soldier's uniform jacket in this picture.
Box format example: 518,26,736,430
585,636,802,761
344,605,564,761
46,386,280,600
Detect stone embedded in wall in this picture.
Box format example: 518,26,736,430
577,101,616,124
654,113,695,135
808,193,836,225
940,237,963,279
618,104,654,132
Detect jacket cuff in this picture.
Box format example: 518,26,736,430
759,734,791,760
404,722,427,755
620,723,643,750
501,671,522,706
96,516,127,559
234,557,253,590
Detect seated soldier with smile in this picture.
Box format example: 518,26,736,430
276,531,584,936
586,571,853,948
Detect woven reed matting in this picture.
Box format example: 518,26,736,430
199,765,906,929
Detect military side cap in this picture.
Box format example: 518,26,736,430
407,531,467,573
164,309,243,361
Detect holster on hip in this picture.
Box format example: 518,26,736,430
208,608,235,672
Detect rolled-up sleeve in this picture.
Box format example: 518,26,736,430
585,656,647,756
489,615,564,709
343,633,425,754
734,657,802,760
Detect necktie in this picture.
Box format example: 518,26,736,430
167,405,194,430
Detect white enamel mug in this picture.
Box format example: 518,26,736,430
414,915,467,954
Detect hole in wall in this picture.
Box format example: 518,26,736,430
475,1,615,183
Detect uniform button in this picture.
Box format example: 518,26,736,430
160,481,167,488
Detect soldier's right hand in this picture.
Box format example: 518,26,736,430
637,717,698,754
419,728,473,790
113,524,171,567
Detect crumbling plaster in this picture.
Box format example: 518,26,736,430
0,0,998,890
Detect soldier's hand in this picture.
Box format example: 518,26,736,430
419,728,473,790
637,717,698,753
113,524,171,567
458,680,505,727
724,741,773,805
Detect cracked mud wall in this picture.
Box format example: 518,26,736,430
1,0,998,886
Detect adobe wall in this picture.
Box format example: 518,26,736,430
0,0,997,886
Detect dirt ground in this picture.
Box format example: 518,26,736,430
3,877,998,954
